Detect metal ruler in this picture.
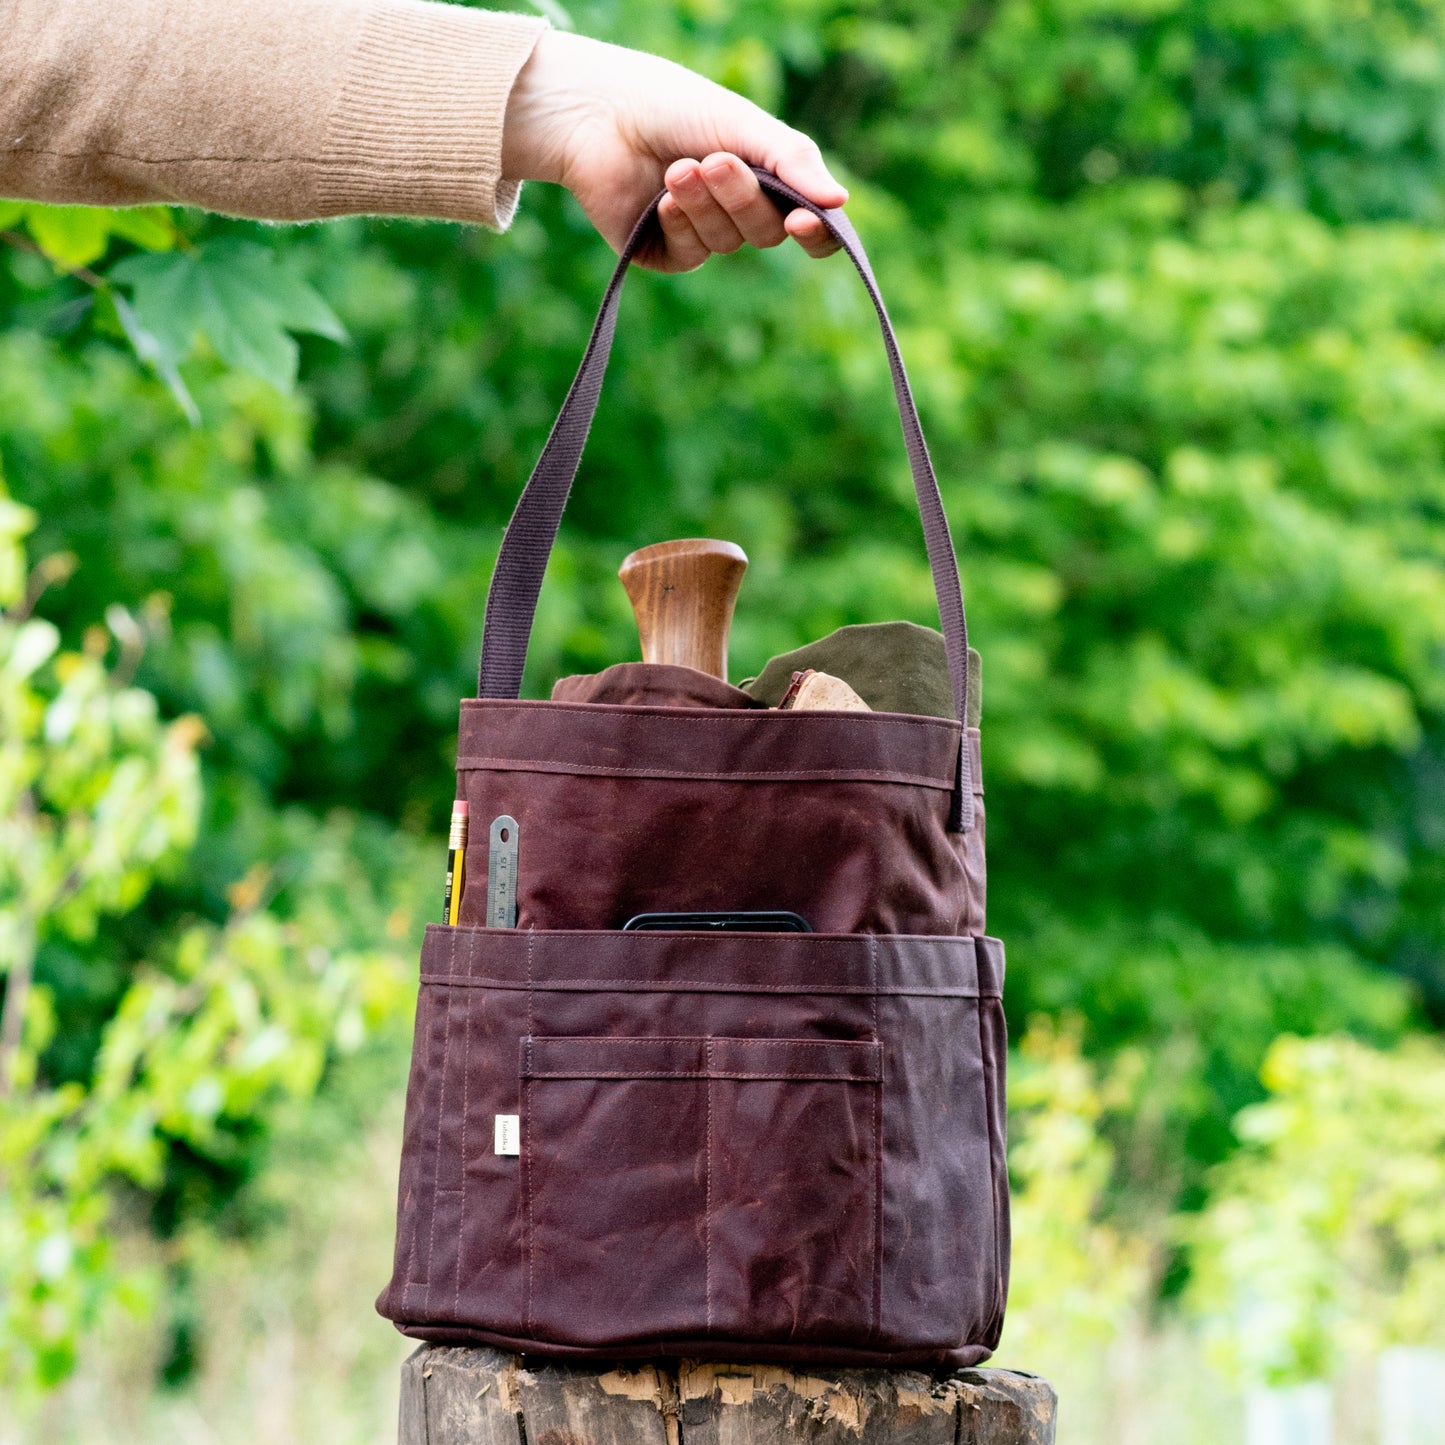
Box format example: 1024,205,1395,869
487,815,519,929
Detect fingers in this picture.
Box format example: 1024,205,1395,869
655,153,842,271
655,193,711,273
785,207,842,259
664,158,748,254
688,155,790,249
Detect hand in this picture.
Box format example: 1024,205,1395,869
501,30,847,273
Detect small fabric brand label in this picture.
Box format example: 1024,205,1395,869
494,1114,520,1156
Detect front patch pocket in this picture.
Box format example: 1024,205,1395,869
520,1035,882,1349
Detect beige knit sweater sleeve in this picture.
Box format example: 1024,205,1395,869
1,0,548,229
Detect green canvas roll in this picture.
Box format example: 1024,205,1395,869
742,622,981,727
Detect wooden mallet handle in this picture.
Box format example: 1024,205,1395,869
618,538,748,681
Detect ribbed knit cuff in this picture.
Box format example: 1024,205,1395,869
315,2,547,228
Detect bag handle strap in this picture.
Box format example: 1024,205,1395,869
476,169,975,828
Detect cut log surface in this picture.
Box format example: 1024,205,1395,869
399,1346,1057,1445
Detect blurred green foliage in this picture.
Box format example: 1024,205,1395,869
2,0,1444,1394
997,1017,1153,1365
0,502,422,1392
1189,1032,1445,1383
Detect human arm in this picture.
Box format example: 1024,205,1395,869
0,0,546,227
0,0,843,267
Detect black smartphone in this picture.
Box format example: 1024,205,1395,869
622,910,813,933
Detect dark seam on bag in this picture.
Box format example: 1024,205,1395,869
522,1067,534,1341
704,1036,714,1337
524,934,536,1338
524,1035,883,1047
399,989,418,1307
958,758,975,934
987,1000,1010,1344
990,1004,1009,1341
971,937,1006,996
455,757,958,789
868,934,883,1346
520,1069,880,1082
417,981,453,1299
521,1043,881,1082
428,923,990,947
976,997,1002,1344
400,987,427,1307
453,921,468,1316
430,924,989,949
462,700,964,733
419,975,994,1000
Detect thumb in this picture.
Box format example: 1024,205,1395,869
715,98,848,210
765,129,849,211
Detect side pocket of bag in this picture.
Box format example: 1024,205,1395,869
977,989,1010,1346
396,980,454,1300
970,934,1010,1346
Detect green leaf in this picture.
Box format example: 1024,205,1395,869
23,207,115,269
105,208,179,253
110,292,200,426
247,248,348,345
4,204,178,270
112,239,348,393
109,251,204,369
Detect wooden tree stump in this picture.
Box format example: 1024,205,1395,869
399,1345,1057,1445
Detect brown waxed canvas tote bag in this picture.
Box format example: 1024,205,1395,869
376,171,1010,1368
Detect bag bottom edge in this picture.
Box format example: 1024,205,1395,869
387,1317,995,1371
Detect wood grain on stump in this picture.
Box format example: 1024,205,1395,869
399,1345,1057,1445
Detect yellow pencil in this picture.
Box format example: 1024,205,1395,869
443,801,468,925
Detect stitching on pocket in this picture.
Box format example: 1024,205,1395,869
456,755,956,789
521,1036,883,1082
524,934,535,1336
520,1069,877,1080
453,928,468,1314
868,933,883,1344
409,982,452,1297
973,998,1002,1336
980,998,1009,1339
523,1038,879,1048
400,986,428,1308
704,1036,714,1337
421,974,986,998
522,1072,535,1338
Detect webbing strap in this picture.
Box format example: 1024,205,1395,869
476,169,974,828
